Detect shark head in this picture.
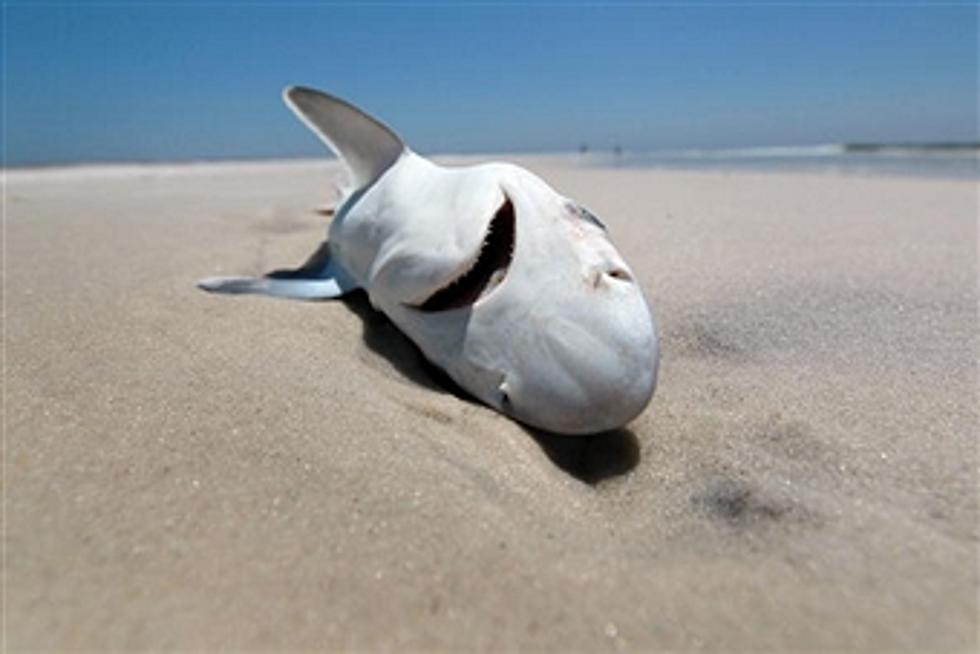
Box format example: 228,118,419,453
202,86,658,435
383,159,659,435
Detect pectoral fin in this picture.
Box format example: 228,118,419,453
284,86,405,189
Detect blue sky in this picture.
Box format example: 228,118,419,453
4,3,977,165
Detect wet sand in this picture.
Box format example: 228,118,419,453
5,157,977,651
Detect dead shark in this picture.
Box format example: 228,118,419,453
200,86,659,434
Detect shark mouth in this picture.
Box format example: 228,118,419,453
415,197,515,312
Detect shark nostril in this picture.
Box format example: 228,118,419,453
498,379,512,411
591,266,633,288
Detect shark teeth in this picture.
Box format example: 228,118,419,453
415,197,515,312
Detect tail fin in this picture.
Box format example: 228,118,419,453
197,241,358,300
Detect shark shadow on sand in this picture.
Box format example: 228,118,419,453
340,289,640,484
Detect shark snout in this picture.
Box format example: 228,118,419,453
499,292,658,435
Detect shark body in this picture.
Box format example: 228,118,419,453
200,87,659,434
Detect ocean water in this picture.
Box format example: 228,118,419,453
588,144,979,179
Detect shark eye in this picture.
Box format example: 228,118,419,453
570,203,607,230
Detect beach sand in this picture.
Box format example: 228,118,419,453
6,158,977,651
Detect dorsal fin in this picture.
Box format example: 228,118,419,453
284,86,405,189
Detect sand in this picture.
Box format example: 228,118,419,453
5,157,977,651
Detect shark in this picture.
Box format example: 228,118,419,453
199,87,659,435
